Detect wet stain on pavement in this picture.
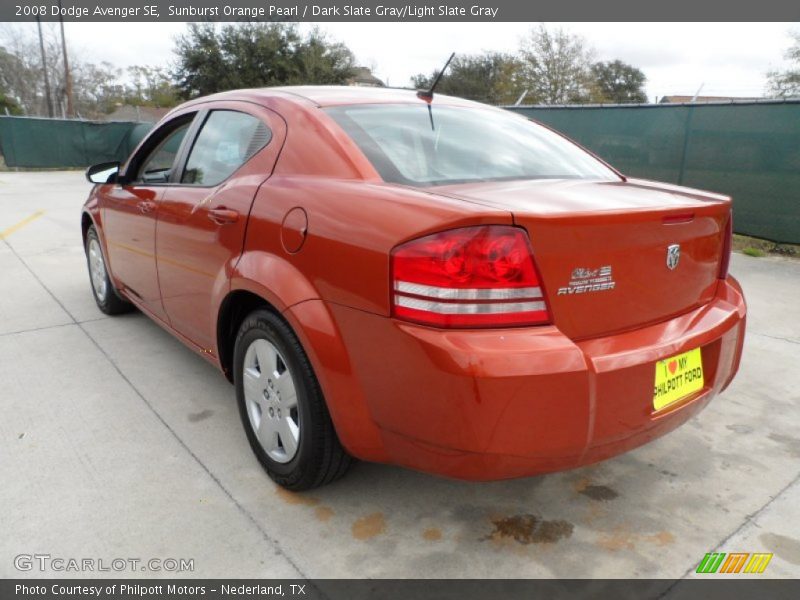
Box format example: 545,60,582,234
487,514,574,545
582,502,609,526
275,487,320,507
315,506,334,522
187,409,214,423
422,527,442,541
574,477,591,492
579,485,619,502
645,531,675,546
597,526,675,551
352,512,386,540
760,532,800,565
596,525,636,551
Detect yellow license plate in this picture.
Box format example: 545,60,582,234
653,347,704,410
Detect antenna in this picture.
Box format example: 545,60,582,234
690,83,705,103
417,52,455,101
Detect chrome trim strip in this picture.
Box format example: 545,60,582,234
395,281,542,301
395,296,547,315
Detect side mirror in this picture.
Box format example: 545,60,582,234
86,161,121,184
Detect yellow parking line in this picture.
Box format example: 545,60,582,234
0,210,45,240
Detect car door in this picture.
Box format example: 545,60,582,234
101,113,197,321
156,103,286,353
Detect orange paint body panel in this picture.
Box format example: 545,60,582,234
310,275,744,479
84,86,747,481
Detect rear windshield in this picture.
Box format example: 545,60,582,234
326,104,619,186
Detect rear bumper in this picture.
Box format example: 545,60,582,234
325,276,746,480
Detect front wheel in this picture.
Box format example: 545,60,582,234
233,309,352,490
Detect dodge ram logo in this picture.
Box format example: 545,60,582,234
666,244,681,270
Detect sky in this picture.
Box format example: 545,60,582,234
24,21,800,101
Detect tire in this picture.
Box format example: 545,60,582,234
84,225,133,315
234,308,352,490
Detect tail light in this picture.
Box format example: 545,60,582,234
390,225,551,328
719,213,732,279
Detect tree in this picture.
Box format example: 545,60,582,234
518,25,594,104
411,52,525,105
125,65,179,107
589,60,648,104
295,27,359,85
0,24,179,118
173,23,356,99
767,31,800,98
0,29,49,115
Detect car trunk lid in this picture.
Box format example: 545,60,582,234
433,178,731,340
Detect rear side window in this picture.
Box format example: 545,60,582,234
181,110,271,186
326,104,619,186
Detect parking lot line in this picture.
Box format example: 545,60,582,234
0,210,44,239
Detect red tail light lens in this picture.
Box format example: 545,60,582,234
719,213,732,279
391,225,551,328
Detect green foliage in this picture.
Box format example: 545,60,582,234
0,91,21,115
172,23,356,98
411,28,650,107
0,44,38,114
124,66,179,108
0,26,180,118
767,31,800,98
518,25,594,104
411,52,525,105
589,60,648,104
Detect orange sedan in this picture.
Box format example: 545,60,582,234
82,87,746,490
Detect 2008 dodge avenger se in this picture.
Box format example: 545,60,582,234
82,86,746,490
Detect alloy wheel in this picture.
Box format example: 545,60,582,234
242,338,300,463
88,238,107,302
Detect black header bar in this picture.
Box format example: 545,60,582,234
5,0,800,22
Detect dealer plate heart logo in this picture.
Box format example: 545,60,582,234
668,360,678,374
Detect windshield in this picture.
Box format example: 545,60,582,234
326,104,620,186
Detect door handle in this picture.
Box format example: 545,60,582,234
208,207,239,225
137,201,156,214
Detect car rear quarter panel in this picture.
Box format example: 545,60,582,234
230,103,514,456
234,175,512,457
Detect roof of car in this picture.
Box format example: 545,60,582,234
273,86,482,107
188,85,485,109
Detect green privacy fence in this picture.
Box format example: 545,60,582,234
507,100,800,244
1,102,799,243
0,116,153,169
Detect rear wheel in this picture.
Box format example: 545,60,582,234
234,309,352,490
85,226,133,315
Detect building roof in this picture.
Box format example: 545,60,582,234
347,67,385,87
